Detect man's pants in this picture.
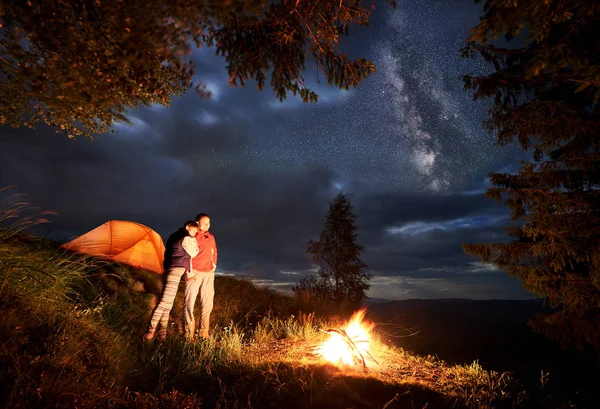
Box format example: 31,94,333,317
148,267,186,337
184,272,214,339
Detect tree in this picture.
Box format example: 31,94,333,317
0,0,395,139
462,1,600,349
294,192,371,308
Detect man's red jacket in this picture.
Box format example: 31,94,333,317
192,231,217,272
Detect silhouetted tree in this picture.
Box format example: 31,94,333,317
294,192,370,308
0,0,395,139
462,1,600,349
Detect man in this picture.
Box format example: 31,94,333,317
145,220,199,341
184,213,217,340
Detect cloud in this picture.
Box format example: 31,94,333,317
112,115,152,134
385,214,508,236
195,110,222,126
266,86,352,110
368,273,532,300
0,118,518,299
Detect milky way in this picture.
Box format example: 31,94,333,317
232,0,523,196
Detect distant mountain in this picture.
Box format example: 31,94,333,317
366,298,549,369
364,297,393,305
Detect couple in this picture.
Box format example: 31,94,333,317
145,213,218,341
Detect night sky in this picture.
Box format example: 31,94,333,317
0,0,534,300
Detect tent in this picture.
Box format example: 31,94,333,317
62,220,166,273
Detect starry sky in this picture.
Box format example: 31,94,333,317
0,0,535,300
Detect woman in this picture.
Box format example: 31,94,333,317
144,220,199,341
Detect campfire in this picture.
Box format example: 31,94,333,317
314,308,378,368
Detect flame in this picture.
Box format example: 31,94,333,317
315,308,375,367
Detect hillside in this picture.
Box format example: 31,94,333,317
1,226,597,408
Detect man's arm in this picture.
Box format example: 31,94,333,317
212,236,218,271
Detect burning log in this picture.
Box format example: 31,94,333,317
319,328,367,368
313,309,378,368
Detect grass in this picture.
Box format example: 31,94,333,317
0,197,592,409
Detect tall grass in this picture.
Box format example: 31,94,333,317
252,312,322,343
0,186,55,238
0,190,138,407
0,188,93,303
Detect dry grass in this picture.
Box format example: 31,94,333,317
208,319,514,409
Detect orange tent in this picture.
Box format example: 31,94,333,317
62,220,166,273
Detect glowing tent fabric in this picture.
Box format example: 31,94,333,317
62,220,166,273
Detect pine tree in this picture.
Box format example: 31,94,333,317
0,0,395,139
462,1,600,349
294,192,371,308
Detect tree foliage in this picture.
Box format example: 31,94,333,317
462,0,600,349
294,192,371,309
0,0,395,139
